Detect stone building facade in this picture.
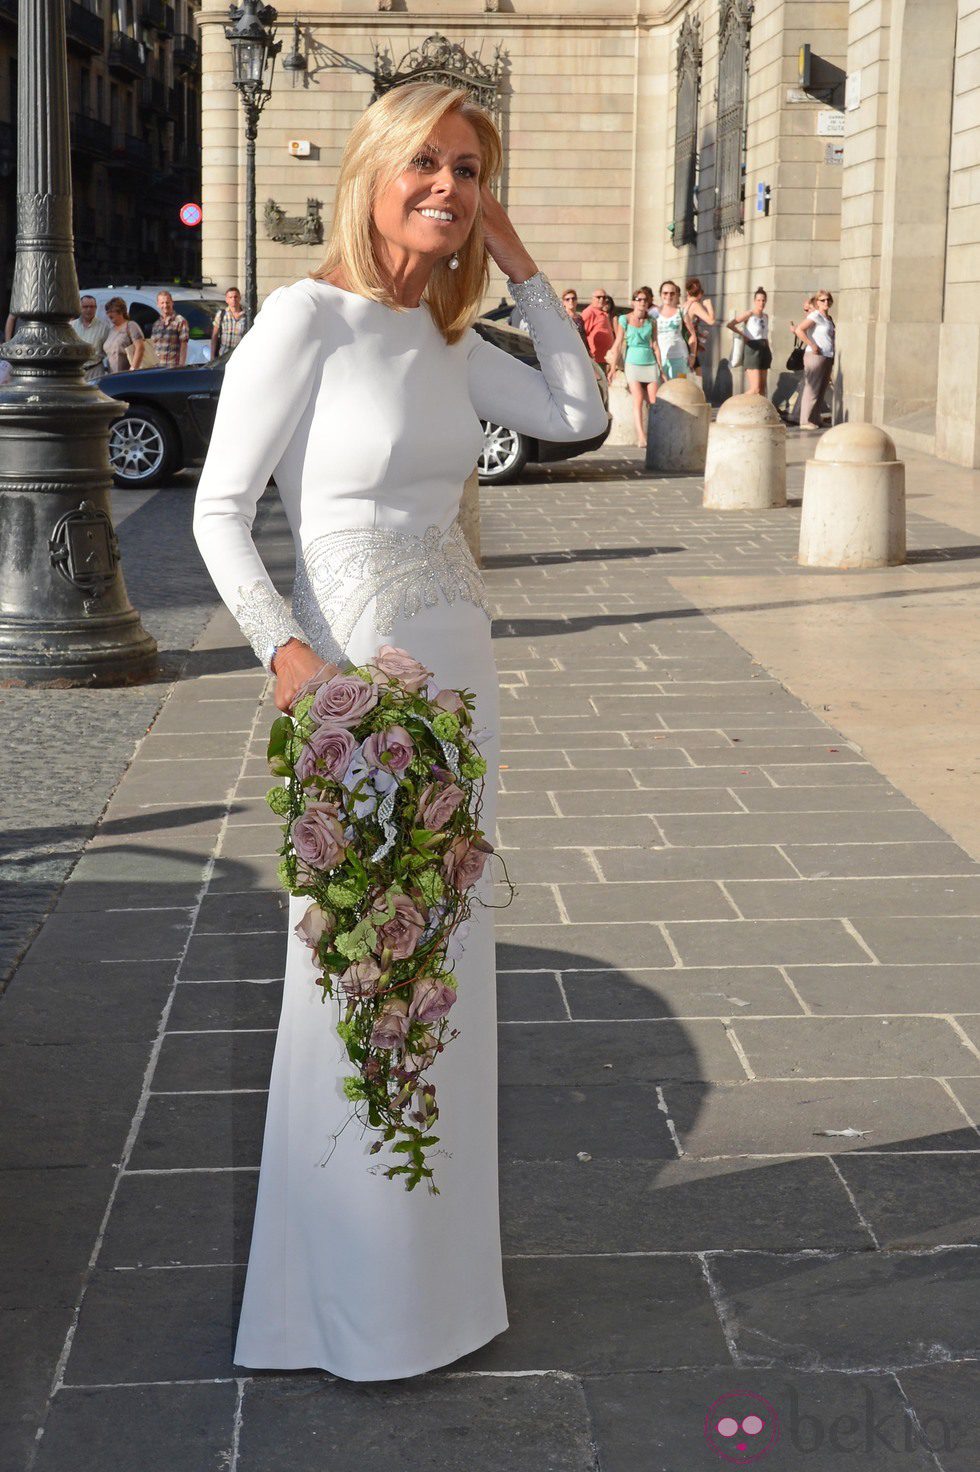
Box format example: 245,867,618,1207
0,0,203,304
198,0,980,466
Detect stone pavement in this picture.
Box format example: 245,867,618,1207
2,445,979,1471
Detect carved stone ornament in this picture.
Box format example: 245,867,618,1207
264,197,324,246
49,501,121,600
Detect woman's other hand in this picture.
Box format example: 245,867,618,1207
272,639,339,713
479,184,537,285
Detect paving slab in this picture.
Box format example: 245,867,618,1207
237,1374,597,1472
708,1248,980,1369
459,1255,730,1373
500,1156,870,1253
584,1369,943,1472
731,1017,980,1079
33,1383,238,1472
833,1154,980,1247
559,965,803,1019
787,963,980,1015
661,1079,980,1155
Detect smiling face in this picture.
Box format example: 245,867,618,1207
371,109,482,271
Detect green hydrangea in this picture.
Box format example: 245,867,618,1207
431,711,460,741
265,785,293,816
416,868,445,906
336,1018,356,1047
276,856,297,890
461,755,488,779
327,878,361,909
292,692,315,723
342,1075,367,1101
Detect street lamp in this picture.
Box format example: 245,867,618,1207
225,0,280,329
0,0,156,685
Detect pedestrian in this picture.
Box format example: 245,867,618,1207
683,277,716,378
103,296,145,373
652,279,690,381
70,294,110,381
560,288,589,347
610,285,659,447
582,287,616,374
795,289,836,430
211,286,248,360
192,76,605,1383
727,286,772,396
151,290,189,369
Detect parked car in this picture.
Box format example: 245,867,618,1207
99,314,611,490
80,284,226,366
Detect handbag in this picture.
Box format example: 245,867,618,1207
786,343,805,372
126,334,158,370
730,331,744,369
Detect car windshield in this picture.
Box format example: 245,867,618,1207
174,299,222,340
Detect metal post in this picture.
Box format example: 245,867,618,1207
244,113,258,329
0,0,157,685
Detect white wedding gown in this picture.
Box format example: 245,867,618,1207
193,269,606,1380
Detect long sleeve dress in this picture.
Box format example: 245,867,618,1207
192,269,607,1381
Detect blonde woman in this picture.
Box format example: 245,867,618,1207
193,83,605,1380
796,288,836,429
103,297,145,373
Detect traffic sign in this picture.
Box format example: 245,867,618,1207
179,202,202,228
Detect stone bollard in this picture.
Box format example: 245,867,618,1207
606,375,640,446
798,423,906,569
645,377,710,473
460,468,481,566
703,392,787,510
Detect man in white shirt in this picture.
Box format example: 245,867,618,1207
70,295,110,381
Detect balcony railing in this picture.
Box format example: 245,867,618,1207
173,32,199,71
71,111,113,157
110,131,151,170
140,76,167,113
141,0,174,35
108,32,146,79
65,0,104,54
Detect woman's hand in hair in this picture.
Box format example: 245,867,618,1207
479,183,537,286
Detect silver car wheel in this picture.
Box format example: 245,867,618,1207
479,421,523,478
109,414,166,483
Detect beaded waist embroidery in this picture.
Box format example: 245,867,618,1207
290,518,491,662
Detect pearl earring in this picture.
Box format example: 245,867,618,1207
448,254,459,270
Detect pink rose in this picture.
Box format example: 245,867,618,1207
443,835,493,890
433,689,465,715
408,977,457,1024
339,958,382,998
361,725,414,776
311,674,378,727
295,724,357,783
370,996,410,1051
291,801,347,871
294,903,333,951
373,892,426,960
417,779,466,832
369,645,431,693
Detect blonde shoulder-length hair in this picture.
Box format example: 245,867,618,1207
310,82,503,346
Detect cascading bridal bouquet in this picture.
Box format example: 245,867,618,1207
266,644,510,1193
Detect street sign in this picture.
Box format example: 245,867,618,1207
817,111,845,137
179,202,203,228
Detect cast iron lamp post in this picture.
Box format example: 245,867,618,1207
225,0,280,329
0,0,156,684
